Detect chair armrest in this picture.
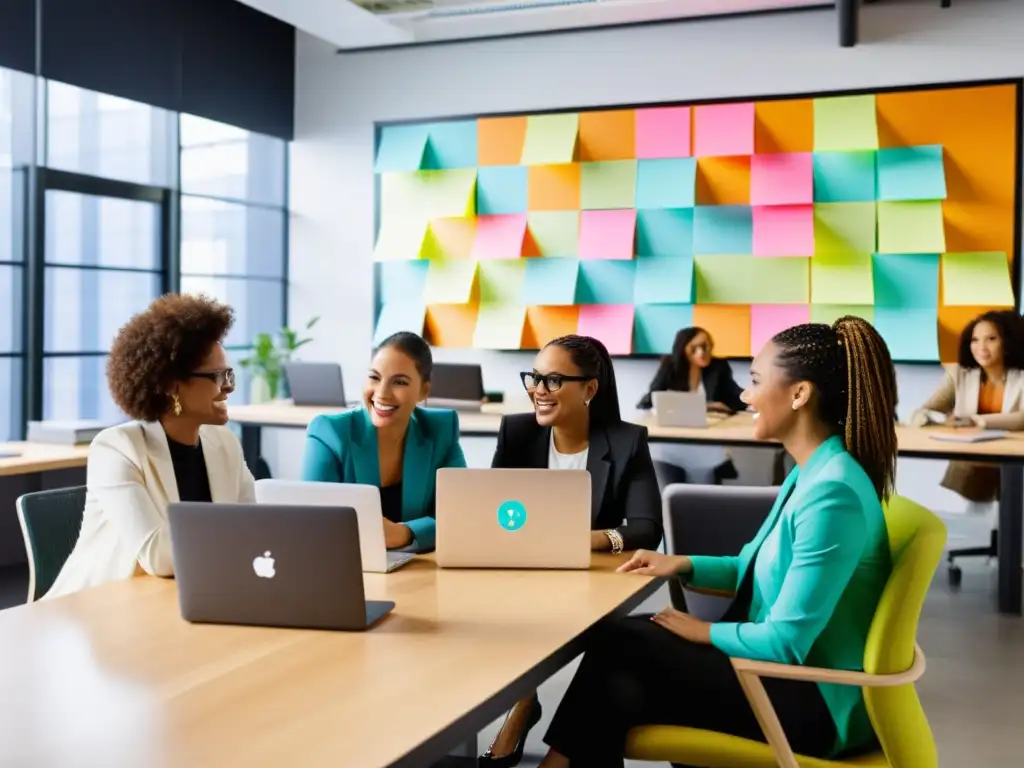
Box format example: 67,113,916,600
730,643,927,688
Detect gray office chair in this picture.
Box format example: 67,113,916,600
662,484,777,620
16,486,87,603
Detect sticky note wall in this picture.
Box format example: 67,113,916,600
373,83,1019,362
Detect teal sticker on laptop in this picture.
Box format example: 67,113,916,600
497,500,527,531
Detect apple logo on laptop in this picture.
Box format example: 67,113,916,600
497,500,527,532
252,551,276,578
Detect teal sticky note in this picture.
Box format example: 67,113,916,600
693,206,752,254
873,307,938,362
872,253,939,308
379,260,429,304
375,125,428,173
477,166,527,215
575,260,637,304
634,255,694,304
634,304,694,354
423,121,478,170
813,151,876,203
876,145,946,202
635,159,697,208
373,302,426,345
636,209,694,257
522,258,578,305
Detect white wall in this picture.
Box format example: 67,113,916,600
277,0,1024,540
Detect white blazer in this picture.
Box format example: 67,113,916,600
914,364,1024,431
44,420,255,599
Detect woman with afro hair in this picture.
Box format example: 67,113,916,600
44,293,255,599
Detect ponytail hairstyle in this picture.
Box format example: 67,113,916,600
545,334,621,427
770,316,898,501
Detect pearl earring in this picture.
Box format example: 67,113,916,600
792,402,800,411
585,399,592,407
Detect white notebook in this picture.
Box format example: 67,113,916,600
929,430,1008,444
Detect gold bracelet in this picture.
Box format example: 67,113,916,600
605,529,624,554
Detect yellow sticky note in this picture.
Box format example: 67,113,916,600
877,201,946,254
424,259,478,304
380,169,477,223
811,253,874,305
814,203,876,256
695,255,809,305
473,304,526,349
479,259,527,304
941,252,1014,307
521,114,579,165
372,219,432,261
429,217,477,260
813,95,878,151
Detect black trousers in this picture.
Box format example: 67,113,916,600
543,614,838,767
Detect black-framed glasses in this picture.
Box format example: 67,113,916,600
520,371,590,392
189,368,235,388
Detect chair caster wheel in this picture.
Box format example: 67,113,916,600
948,565,962,588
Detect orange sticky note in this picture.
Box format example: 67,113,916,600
577,305,634,355
425,304,478,348
478,116,527,166
429,217,477,259
938,304,990,363
696,156,751,206
523,306,580,349
579,110,636,161
472,215,527,260
692,305,751,357
755,99,814,154
528,164,581,211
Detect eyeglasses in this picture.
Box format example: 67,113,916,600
189,368,235,388
688,343,712,355
520,371,591,392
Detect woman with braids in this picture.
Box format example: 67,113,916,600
479,334,663,767
533,316,898,767
44,294,254,599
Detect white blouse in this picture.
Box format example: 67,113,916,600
547,430,589,470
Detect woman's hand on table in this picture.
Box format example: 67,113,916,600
617,550,691,577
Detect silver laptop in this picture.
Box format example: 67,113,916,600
168,502,394,631
284,362,349,407
652,390,709,428
254,479,415,573
435,468,591,569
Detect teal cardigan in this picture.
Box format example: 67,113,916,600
689,435,891,757
300,407,467,551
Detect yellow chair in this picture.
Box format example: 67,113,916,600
624,494,946,768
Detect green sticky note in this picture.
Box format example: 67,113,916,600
424,259,478,304
581,160,637,210
877,201,946,254
473,304,525,349
479,259,527,303
380,169,477,222
814,203,876,256
941,251,1014,307
813,95,879,151
527,212,579,257
521,113,579,165
810,304,874,326
694,255,809,305
811,253,874,305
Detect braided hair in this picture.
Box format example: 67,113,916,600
771,316,898,501
545,334,621,427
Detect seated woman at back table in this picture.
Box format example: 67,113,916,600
535,316,898,767
45,294,255,599
301,332,465,552
480,334,663,767
636,326,745,413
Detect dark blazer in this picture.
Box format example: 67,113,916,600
636,357,745,412
490,413,663,551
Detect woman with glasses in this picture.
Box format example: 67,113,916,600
44,294,254,599
479,334,662,767
636,326,745,413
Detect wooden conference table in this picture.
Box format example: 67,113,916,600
0,441,90,477
0,555,660,767
231,401,1024,616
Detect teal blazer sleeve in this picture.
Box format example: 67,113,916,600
402,411,467,551
301,416,346,482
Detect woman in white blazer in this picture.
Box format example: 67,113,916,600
44,293,255,599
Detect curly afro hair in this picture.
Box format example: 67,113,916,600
958,309,1024,372
107,293,235,422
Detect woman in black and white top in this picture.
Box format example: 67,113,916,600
481,334,662,767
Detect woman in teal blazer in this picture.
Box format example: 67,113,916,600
301,332,466,552
534,316,899,768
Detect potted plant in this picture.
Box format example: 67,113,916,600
238,316,320,404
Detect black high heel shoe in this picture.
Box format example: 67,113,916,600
478,696,543,767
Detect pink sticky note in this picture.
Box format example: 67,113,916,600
635,107,691,159
753,205,814,257
472,214,527,260
694,103,755,157
578,305,635,355
578,209,637,260
751,305,811,354
751,153,813,205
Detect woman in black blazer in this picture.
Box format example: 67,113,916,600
636,326,745,413
480,334,663,767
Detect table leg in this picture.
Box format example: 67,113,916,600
998,463,1022,615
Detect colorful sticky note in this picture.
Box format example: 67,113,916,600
576,260,637,304
372,219,431,262
811,304,874,326
872,253,939,308
423,121,478,170
877,145,946,202
579,210,636,260
750,153,813,206
694,103,755,157
635,159,697,209
693,206,753,255
810,253,873,305
578,305,635,355
523,306,580,349
634,304,695,354
521,113,578,165
527,164,580,211
473,304,525,349
375,124,427,173
373,302,426,345
813,151,876,203
753,205,814,257
379,260,429,304
523,258,579,305
874,307,939,361
755,99,814,154
877,201,946,254
750,305,811,355
426,304,478,348
479,259,527,303
429,217,477,260
478,116,527,166
581,161,637,210
941,252,1014,307
380,169,477,222
636,209,694,258
477,166,527,215
813,203,876,256
472,215,527,260
634,255,694,304
579,110,636,161
813,95,878,151
692,304,752,357
424,260,478,304
696,157,751,205
528,212,579,257
695,255,809,304
635,107,691,159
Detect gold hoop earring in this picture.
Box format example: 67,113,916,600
172,394,182,417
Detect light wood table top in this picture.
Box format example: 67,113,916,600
0,555,659,768
0,441,90,477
